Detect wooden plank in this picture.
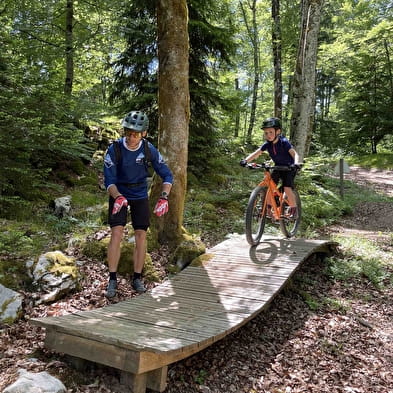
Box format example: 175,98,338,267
77,308,248,338
34,314,204,352
110,293,263,316
171,269,296,285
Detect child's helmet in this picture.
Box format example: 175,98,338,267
122,111,149,131
261,117,281,129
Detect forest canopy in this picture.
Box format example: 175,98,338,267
1,0,392,214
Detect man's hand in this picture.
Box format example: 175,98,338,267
240,159,247,167
154,198,169,217
112,195,128,215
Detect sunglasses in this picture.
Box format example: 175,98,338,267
124,129,142,137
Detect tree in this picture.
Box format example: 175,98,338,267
272,0,283,118
315,0,393,154
152,0,190,245
240,0,260,144
290,0,324,161
64,0,74,95
109,0,236,175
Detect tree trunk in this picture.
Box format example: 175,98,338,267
289,0,324,161
234,78,240,137
64,0,74,96
152,0,189,246
272,0,282,118
240,0,260,144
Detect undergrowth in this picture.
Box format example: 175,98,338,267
0,148,392,291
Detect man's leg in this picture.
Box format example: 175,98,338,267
133,229,147,273
105,225,124,298
132,229,147,293
108,225,124,272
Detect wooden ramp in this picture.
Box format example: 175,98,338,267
31,235,337,393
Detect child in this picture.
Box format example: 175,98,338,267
240,117,300,217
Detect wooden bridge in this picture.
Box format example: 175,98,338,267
31,234,337,393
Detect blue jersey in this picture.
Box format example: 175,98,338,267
104,138,173,200
261,136,294,166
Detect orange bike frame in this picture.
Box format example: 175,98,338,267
258,169,283,220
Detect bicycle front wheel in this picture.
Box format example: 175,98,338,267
279,189,301,238
245,185,268,246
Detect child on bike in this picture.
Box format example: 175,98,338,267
240,117,300,218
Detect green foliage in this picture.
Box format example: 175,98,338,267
109,0,237,176
346,152,393,170
316,0,393,155
327,235,392,289
194,369,208,385
0,71,95,216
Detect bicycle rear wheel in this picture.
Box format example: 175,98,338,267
279,189,301,238
245,185,268,246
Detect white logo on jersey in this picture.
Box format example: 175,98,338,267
104,153,114,168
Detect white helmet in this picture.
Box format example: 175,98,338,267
121,111,149,131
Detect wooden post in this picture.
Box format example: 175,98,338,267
339,158,344,198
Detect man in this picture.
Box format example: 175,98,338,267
103,110,173,297
240,117,300,217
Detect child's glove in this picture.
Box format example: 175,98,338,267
112,195,128,215
154,198,169,217
240,159,247,167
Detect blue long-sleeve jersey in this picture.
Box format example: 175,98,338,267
104,138,173,200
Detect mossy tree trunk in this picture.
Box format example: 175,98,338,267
150,0,190,247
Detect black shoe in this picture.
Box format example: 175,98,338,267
105,279,117,298
132,278,146,293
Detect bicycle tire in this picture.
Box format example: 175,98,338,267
279,189,301,238
245,185,268,246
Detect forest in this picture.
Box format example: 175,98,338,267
1,0,392,221
1,1,393,392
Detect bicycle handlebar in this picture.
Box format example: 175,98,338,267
245,162,302,171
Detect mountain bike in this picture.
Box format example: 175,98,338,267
244,163,302,245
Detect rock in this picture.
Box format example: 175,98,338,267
171,237,206,270
29,251,81,303
0,284,23,324
53,195,72,218
3,368,66,393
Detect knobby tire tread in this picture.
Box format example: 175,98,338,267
245,185,267,246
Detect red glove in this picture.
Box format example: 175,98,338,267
154,198,169,217
112,195,128,215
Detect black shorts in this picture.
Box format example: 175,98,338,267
108,197,150,230
271,169,296,188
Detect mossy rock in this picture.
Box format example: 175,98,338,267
80,237,159,282
190,253,214,267
81,237,109,261
44,251,80,280
171,236,206,270
117,242,159,282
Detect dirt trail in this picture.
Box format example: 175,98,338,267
345,165,393,197
328,166,393,240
